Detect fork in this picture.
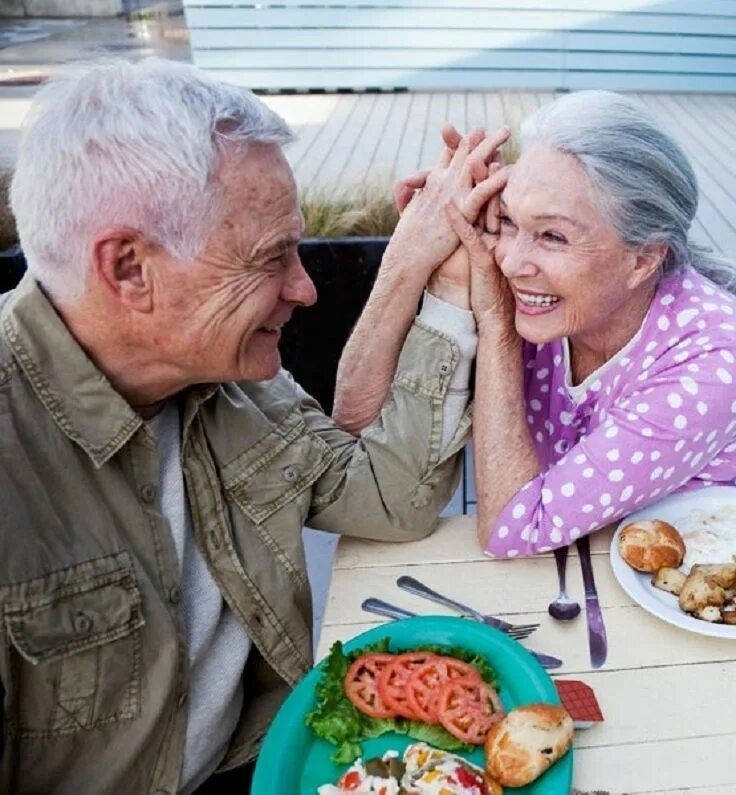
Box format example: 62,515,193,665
363,597,533,641
361,598,562,669
396,575,539,640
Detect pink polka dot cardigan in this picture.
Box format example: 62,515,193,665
485,266,736,558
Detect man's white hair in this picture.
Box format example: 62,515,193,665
10,57,294,302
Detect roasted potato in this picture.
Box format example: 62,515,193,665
695,606,722,623
679,564,736,617
652,567,687,596
697,563,736,588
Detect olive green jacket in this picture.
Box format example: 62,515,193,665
0,275,470,795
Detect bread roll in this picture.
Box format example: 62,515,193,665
618,519,685,572
484,704,573,787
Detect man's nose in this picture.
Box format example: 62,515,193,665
283,256,318,307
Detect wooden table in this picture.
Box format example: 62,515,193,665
316,516,736,795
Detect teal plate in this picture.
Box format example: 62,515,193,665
252,616,573,794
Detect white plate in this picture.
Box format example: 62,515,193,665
610,486,736,639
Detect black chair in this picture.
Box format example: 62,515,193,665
281,237,387,414
0,246,26,295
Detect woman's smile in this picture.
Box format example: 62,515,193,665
514,288,562,315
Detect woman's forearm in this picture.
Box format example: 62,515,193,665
473,329,539,548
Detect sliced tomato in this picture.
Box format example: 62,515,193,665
406,656,482,724
436,677,505,745
440,656,484,683
377,651,437,719
337,770,362,790
344,653,397,719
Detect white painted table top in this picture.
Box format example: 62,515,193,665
317,515,736,795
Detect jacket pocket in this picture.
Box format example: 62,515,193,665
221,410,334,526
3,552,144,738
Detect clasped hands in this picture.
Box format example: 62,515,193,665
387,124,516,334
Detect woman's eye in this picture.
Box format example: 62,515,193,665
499,214,516,228
542,230,568,244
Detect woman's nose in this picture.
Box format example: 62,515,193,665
498,235,538,279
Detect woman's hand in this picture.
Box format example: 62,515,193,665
444,165,517,337
392,124,487,215
384,126,510,284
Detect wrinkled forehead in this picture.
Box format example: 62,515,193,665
210,143,302,249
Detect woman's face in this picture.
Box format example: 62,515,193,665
495,145,653,355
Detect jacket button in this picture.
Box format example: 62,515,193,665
74,611,93,635
169,586,181,605
439,361,452,375
140,484,157,504
282,466,298,483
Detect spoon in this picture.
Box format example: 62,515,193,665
548,545,581,621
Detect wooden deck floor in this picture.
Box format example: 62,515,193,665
263,90,736,259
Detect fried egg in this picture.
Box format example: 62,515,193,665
678,505,736,569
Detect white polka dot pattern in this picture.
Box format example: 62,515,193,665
487,268,736,558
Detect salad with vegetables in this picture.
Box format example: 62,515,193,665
317,743,496,795
306,639,503,764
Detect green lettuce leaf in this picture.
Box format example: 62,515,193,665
400,720,473,753
304,639,498,764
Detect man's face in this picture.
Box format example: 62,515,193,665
151,143,316,385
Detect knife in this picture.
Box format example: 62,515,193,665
361,598,563,670
575,535,608,669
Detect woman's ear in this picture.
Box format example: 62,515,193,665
628,242,668,290
91,228,154,312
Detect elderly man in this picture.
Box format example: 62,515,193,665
0,59,504,794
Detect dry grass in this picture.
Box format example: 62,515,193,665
0,170,17,251
300,178,398,238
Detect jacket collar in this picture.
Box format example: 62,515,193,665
1,274,144,468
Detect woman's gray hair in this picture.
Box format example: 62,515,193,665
10,57,294,302
520,90,736,293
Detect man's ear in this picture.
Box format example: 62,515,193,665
92,228,154,311
628,242,668,290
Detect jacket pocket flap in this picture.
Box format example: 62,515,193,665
5,566,144,665
221,413,334,525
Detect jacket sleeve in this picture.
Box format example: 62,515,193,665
302,320,471,541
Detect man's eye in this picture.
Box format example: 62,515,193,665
266,252,287,267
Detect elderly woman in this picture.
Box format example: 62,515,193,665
335,90,736,557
